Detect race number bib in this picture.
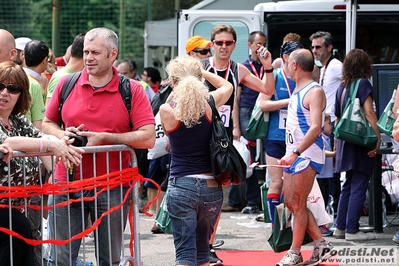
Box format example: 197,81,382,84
278,109,288,129
218,105,231,127
285,126,297,145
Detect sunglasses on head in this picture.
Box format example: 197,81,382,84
0,83,22,94
310,44,324,50
193,48,211,55
213,40,235,46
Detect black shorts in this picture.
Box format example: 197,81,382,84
144,154,171,189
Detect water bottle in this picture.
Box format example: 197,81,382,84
257,47,267,59
382,192,387,228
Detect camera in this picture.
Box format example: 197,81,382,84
70,135,88,147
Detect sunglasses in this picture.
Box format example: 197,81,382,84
0,83,22,94
193,48,211,55
213,40,235,46
310,45,324,50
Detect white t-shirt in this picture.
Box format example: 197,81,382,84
319,58,342,123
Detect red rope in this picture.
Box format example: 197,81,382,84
0,167,161,258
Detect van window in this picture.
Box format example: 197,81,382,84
263,11,399,64
193,21,250,63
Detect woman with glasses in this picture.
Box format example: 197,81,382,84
0,61,83,266
186,35,212,60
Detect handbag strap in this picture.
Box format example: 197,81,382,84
208,95,222,123
340,79,361,112
349,79,361,101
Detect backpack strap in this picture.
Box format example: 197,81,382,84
118,73,132,130
58,71,82,112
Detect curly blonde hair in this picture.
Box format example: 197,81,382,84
166,56,209,128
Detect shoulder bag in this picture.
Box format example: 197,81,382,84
208,95,246,186
377,89,396,138
334,79,378,149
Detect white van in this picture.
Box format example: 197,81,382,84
178,0,399,114
178,0,399,63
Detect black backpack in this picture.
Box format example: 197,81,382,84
150,82,173,115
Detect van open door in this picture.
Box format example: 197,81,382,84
177,10,262,63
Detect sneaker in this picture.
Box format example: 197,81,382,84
333,228,345,239
255,213,265,222
221,204,241,212
345,231,376,241
319,225,333,237
151,222,164,234
276,249,303,266
241,206,260,214
303,241,336,266
212,239,225,248
392,232,399,243
209,249,223,266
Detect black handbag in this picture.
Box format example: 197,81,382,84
208,95,246,186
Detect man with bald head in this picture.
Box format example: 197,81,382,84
276,49,335,266
0,29,17,62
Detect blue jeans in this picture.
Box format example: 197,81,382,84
167,177,223,266
228,107,260,208
47,185,129,266
336,169,370,233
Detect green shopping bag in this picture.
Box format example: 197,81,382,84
261,183,271,223
267,203,312,252
334,79,378,149
155,197,172,234
246,94,269,140
377,89,396,137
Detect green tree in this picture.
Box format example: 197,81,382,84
0,0,202,68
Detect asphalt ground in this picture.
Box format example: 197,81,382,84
136,186,399,266
76,186,399,266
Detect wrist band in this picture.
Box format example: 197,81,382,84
39,138,44,152
265,68,274,73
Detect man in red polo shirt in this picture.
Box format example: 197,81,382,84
43,27,155,266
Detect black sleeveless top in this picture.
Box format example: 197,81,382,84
201,57,239,140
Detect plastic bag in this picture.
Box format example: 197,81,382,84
307,179,331,226
268,203,312,252
233,136,252,178
155,197,172,234
147,112,168,160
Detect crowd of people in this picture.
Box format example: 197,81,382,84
0,22,397,266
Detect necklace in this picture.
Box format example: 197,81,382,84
0,117,14,132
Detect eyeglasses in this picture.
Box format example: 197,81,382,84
310,45,324,50
193,48,211,55
213,40,235,46
0,83,22,94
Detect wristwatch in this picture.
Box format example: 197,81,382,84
292,148,301,156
